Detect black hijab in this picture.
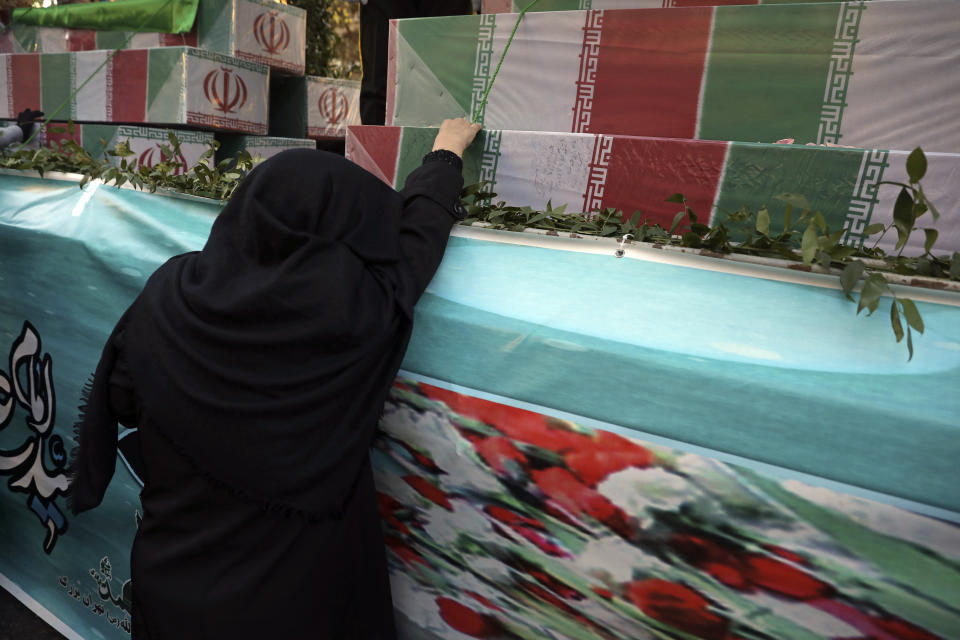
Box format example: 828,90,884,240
71,150,415,518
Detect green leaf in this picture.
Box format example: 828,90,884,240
950,252,960,280
890,300,904,342
923,228,938,254
756,206,771,236
857,273,889,316
669,210,686,235
690,222,711,236
774,193,810,210
801,224,818,265
829,246,857,262
686,207,697,224
839,260,865,301
907,327,914,361
906,147,927,183
818,229,845,249
664,193,686,204
893,188,914,236
812,211,828,233
917,184,940,222
783,204,792,233
899,298,924,334
864,223,886,236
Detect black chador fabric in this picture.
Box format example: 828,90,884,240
70,149,463,519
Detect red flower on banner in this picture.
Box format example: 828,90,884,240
484,506,570,557
399,442,444,474
530,468,634,538
529,569,583,600
744,555,833,601
419,383,588,452
627,579,731,640
476,436,528,474
403,475,453,511
670,534,833,600
485,505,546,531
377,492,412,536
762,544,809,566
564,430,654,487
813,598,941,640
436,597,501,638
384,536,428,568
591,586,614,600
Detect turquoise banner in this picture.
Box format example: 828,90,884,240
1,172,959,639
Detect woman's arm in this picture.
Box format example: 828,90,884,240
393,118,481,314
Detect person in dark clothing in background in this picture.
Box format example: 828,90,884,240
359,0,474,125
69,118,481,639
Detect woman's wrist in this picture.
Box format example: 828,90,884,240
422,149,463,173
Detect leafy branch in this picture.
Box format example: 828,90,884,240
1,123,258,201
3,133,955,359
459,148,956,361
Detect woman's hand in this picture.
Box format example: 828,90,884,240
432,118,482,158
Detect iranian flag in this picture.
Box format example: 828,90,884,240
387,0,960,152
347,125,960,256
481,0,900,12
0,48,268,133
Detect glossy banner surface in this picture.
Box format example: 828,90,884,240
388,0,960,152
0,173,958,639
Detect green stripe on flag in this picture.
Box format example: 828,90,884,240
699,3,842,144
394,127,495,192
95,31,132,51
40,53,73,118
714,143,866,238
395,127,437,189
395,15,483,118
146,48,184,123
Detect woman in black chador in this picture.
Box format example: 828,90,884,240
69,118,481,639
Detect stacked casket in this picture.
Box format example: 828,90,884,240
0,0,362,170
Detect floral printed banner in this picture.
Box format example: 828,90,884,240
377,378,960,640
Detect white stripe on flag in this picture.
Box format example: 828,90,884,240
73,51,109,121
840,0,960,152
39,28,70,53
1,56,11,119
694,6,717,140
482,11,585,132
493,130,597,211
872,150,960,256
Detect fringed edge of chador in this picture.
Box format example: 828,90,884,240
145,422,365,523
65,373,95,515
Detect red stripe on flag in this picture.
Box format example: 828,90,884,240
161,25,198,48
586,8,713,138
601,136,728,229
67,30,97,52
44,121,82,150
11,54,41,116
111,50,148,122
669,0,757,5
346,125,401,186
